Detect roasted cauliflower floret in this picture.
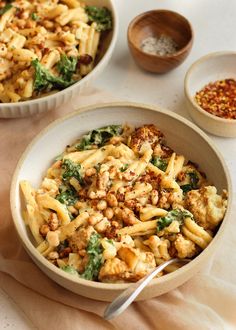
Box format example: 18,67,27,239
117,246,139,270
99,246,156,283
98,257,131,282
134,250,156,276
128,124,163,154
144,236,171,261
185,186,227,230
174,234,197,258
68,226,95,252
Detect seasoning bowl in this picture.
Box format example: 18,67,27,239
184,51,236,137
11,102,232,302
127,10,193,73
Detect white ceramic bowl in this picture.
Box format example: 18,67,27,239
0,0,118,119
10,102,232,302
184,51,236,137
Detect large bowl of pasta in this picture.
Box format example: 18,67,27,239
10,102,232,301
0,0,117,118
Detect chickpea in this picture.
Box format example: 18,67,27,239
88,212,103,225
68,205,79,215
104,207,114,220
88,190,106,199
151,190,159,205
40,224,50,237
48,213,59,231
106,193,118,207
95,218,110,233
78,249,86,257
85,167,96,177
97,200,107,211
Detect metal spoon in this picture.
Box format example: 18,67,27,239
103,258,190,320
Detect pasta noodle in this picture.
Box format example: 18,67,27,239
20,124,228,283
0,0,113,103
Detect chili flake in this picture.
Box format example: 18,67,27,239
195,78,236,119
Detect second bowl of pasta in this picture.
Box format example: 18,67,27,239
10,102,232,301
0,0,118,118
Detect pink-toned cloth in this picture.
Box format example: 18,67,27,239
0,89,236,330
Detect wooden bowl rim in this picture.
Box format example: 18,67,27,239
127,9,194,59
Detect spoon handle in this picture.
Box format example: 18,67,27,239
103,258,189,320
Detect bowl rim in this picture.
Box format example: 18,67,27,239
127,9,194,59
10,101,233,292
0,0,118,108
184,50,236,124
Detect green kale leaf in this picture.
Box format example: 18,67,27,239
81,232,103,280
0,3,13,15
157,209,193,232
180,171,199,193
61,159,83,185
62,265,78,275
31,12,39,21
56,185,78,206
120,164,129,172
32,58,76,92
151,156,168,172
57,54,78,81
75,125,123,150
85,6,112,32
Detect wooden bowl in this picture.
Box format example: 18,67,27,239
127,10,193,73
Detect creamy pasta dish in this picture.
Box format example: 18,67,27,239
20,124,228,282
0,0,112,103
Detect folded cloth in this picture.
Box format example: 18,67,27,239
0,89,236,330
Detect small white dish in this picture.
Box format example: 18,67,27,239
184,51,236,137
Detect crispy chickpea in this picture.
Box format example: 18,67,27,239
85,167,96,177
104,207,114,220
151,189,159,205
88,190,106,199
95,218,110,233
68,205,79,215
59,247,72,258
88,213,103,225
40,224,50,237
97,199,107,211
48,213,59,231
106,193,118,207
78,249,86,257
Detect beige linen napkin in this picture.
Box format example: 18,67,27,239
0,89,236,330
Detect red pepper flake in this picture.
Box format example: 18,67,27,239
195,78,236,119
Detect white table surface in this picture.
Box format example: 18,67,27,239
1,0,236,328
